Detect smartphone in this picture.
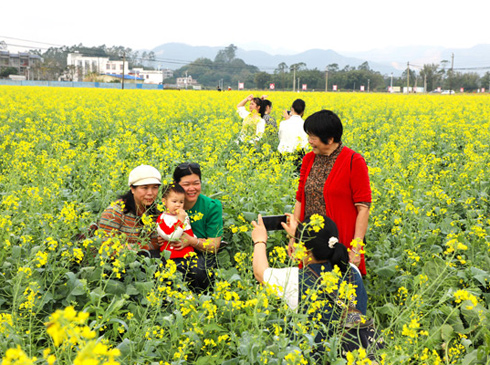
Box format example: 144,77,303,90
262,215,287,231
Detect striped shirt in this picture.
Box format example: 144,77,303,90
98,200,159,250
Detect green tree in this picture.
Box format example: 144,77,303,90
419,64,440,92
215,44,237,63
0,66,19,77
254,72,270,89
480,72,490,91
452,72,479,92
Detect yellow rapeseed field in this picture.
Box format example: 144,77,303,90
0,86,489,364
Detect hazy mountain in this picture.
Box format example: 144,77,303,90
148,43,490,76
235,48,397,75
149,43,398,74
344,44,490,73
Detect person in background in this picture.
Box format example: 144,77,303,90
98,165,162,258
278,99,308,171
261,99,278,134
236,94,266,140
293,110,371,275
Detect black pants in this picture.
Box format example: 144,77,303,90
281,149,305,174
170,251,216,293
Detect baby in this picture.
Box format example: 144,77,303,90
156,184,196,259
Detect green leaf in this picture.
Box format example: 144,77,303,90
470,267,490,287
12,245,22,260
374,264,397,278
125,284,139,296
106,279,126,295
378,303,399,316
461,349,479,365
134,281,153,296
441,324,454,342
89,287,105,303
242,212,256,222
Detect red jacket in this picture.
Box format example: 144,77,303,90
157,213,195,259
296,147,371,274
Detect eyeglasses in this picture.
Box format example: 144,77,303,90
177,162,201,171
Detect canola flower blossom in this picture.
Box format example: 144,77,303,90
308,214,325,232
453,289,479,310
0,87,489,363
45,306,95,347
2,345,37,365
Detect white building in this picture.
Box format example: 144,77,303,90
132,68,173,84
66,52,129,81
176,75,199,88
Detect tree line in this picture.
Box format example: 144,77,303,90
171,45,490,92
14,43,490,92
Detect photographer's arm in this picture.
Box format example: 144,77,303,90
252,215,269,283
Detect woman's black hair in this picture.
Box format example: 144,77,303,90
299,215,349,273
252,97,265,118
262,99,272,110
119,188,159,216
292,99,305,116
173,162,202,183
161,183,186,198
303,109,343,144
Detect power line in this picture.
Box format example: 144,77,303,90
0,35,64,47
3,36,490,74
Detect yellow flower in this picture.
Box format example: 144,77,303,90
2,345,37,365
454,289,479,309
308,214,325,232
45,306,94,347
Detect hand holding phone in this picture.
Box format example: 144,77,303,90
261,215,287,231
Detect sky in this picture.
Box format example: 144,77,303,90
2,0,489,55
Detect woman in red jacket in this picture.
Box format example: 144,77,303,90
291,110,371,275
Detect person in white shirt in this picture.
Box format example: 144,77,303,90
277,99,308,170
251,213,369,360
236,94,266,141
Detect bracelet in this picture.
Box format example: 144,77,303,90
253,241,267,246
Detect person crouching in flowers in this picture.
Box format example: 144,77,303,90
172,162,224,292
236,94,266,141
252,213,368,358
97,165,161,258
156,184,198,276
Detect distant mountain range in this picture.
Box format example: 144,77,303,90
148,43,490,76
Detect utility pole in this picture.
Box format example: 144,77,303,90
390,73,393,92
406,62,410,93
367,79,370,93
325,68,329,92
449,52,454,94
122,52,126,90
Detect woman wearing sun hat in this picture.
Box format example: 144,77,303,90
97,164,162,257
